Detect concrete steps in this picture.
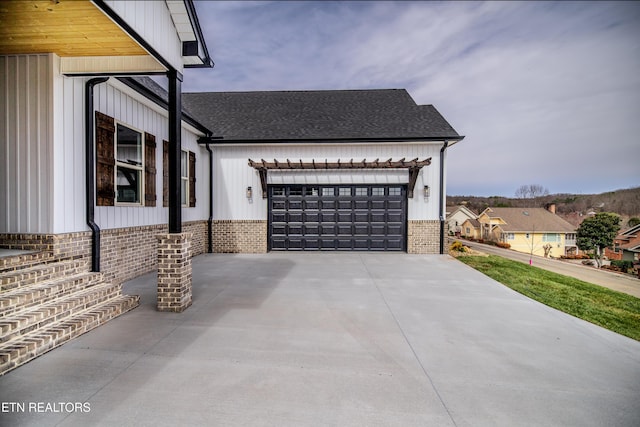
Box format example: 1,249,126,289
0,253,139,376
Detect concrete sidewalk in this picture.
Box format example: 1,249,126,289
1,253,639,426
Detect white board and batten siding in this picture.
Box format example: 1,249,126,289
1,53,208,234
91,79,209,231
0,54,54,234
102,0,184,72
212,143,445,221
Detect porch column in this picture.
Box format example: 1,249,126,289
168,69,183,233
157,233,192,312
158,69,192,312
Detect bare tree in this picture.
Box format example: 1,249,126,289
515,184,549,200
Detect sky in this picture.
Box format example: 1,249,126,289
183,0,640,197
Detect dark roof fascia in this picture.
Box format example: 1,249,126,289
198,136,465,145
183,0,214,68
117,77,211,135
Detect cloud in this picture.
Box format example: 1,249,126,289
187,0,640,196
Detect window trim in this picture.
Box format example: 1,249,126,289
114,121,145,206
181,150,188,207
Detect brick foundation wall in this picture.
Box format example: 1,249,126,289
0,220,207,283
407,220,441,254
212,220,267,253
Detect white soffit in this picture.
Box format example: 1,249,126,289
166,0,197,42
60,56,165,74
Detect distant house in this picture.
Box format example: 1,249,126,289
477,207,577,258
447,205,477,236
605,224,640,262
460,217,481,240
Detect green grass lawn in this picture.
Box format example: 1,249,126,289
456,255,640,341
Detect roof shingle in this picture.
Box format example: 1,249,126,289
483,207,576,233
182,89,461,142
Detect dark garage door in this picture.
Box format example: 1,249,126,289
269,185,407,251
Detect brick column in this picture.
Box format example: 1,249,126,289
157,232,192,312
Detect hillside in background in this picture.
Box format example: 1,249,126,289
448,187,640,228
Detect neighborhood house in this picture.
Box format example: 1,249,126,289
458,206,577,258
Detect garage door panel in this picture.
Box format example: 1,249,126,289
288,212,303,222
304,224,319,234
320,225,336,235
303,238,318,249
321,212,336,222
388,224,403,234
354,212,368,222
371,224,386,235
269,185,406,251
388,200,404,209
354,200,369,209
338,213,352,222
321,200,336,209
304,213,320,222
305,200,319,210
338,225,352,235
354,224,369,235
387,212,404,222
371,212,386,222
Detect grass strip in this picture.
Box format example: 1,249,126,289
456,255,640,341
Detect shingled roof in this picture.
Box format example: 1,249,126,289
483,208,576,233
182,89,462,143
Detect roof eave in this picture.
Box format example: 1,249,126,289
117,77,212,135
198,136,464,145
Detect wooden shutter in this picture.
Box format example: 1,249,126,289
163,140,169,207
144,133,157,206
95,111,115,206
189,151,196,207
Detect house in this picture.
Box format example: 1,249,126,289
605,224,640,262
477,207,577,258
447,205,477,236
182,89,464,253
0,0,463,375
460,217,482,240
0,0,214,374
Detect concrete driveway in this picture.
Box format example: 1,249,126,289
1,253,639,426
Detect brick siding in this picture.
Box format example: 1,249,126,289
0,220,207,283
157,232,192,312
407,220,441,254
212,220,267,253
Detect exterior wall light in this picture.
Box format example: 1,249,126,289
246,186,252,199
423,185,430,198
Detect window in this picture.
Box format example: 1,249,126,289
163,146,196,208
181,151,188,206
389,187,402,196
95,112,157,207
304,187,319,196
339,188,351,196
321,188,334,196
371,187,385,196
543,233,560,242
116,123,144,204
502,233,515,240
355,187,368,196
